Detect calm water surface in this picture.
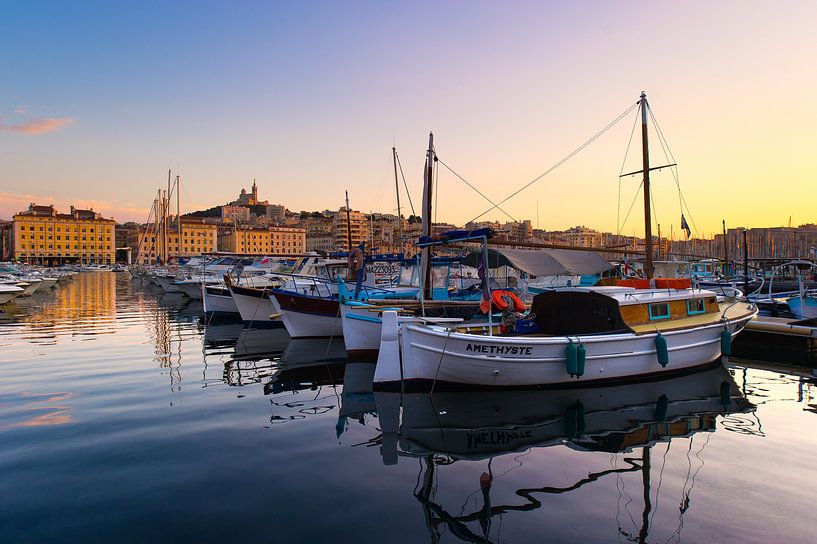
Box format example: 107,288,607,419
1,273,816,543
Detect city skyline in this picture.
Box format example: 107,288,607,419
2,1,816,236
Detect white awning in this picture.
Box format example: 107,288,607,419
464,247,611,276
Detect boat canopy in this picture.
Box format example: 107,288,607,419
461,247,611,276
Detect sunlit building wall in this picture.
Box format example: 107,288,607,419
12,204,115,265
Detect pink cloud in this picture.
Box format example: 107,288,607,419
14,105,29,114
0,117,76,134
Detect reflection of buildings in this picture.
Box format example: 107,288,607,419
23,272,117,332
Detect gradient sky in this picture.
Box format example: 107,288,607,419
1,1,815,238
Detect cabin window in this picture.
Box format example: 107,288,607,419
648,303,670,320
687,298,706,315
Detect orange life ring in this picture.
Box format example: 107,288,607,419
491,289,525,312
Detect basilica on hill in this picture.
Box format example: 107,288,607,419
230,179,269,207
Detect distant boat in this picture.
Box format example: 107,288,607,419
80,264,112,272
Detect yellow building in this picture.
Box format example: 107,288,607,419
220,226,306,255
13,204,116,265
135,217,218,264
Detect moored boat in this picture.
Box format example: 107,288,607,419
374,286,757,389
373,92,759,391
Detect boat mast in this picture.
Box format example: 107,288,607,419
392,147,404,254
154,191,161,264
640,92,653,279
176,174,181,261
420,132,434,300
345,190,353,252
165,169,171,265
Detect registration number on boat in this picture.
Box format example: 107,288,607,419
465,344,533,356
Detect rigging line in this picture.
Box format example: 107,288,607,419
651,178,659,247
617,107,641,234
394,151,417,217
435,156,519,223
467,101,640,224
617,179,644,236
647,106,685,237
648,105,701,239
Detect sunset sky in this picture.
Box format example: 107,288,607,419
1,1,815,238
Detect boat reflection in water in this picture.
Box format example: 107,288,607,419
375,363,755,543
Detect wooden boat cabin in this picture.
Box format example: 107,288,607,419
529,286,720,336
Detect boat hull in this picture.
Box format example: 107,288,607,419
177,282,205,299
270,291,342,338
155,275,183,293
0,290,23,305
202,285,239,317
787,296,817,319
375,309,757,390
230,285,282,328
340,301,482,361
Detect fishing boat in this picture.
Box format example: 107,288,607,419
373,92,758,390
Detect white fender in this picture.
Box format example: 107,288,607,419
374,310,402,384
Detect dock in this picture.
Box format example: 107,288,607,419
733,316,817,366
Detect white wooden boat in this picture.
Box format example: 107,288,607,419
374,286,757,389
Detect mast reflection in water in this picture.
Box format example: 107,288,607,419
375,366,755,543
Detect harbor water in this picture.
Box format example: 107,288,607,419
1,273,816,542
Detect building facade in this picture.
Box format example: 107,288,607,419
221,205,250,223
332,207,368,252
12,204,116,265
135,217,218,264
220,226,306,255
266,204,287,223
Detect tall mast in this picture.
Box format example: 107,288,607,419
640,92,653,279
722,219,728,277
176,174,181,260
420,132,434,300
392,147,404,254
154,191,161,264
345,190,353,252
166,169,171,264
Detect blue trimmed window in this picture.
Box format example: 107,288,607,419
686,298,706,315
648,303,671,320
